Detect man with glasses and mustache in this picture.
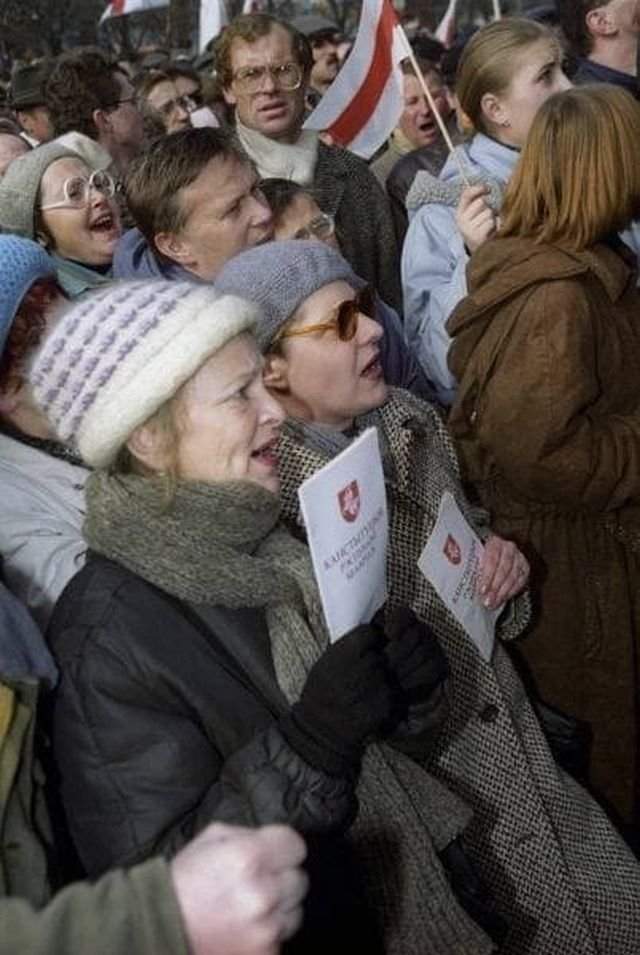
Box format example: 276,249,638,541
45,48,145,178
215,13,403,314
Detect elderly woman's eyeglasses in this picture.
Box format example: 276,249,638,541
293,213,335,242
232,62,303,94
277,286,376,343
40,170,117,211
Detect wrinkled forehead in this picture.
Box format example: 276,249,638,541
229,25,298,70
180,331,261,402
147,79,182,110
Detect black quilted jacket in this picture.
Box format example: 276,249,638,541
46,554,375,953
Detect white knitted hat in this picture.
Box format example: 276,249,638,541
29,279,258,467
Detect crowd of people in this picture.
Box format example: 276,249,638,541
2,1,640,952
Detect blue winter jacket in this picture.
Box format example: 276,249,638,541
401,134,518,406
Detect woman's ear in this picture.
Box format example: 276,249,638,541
126,420,169,473
263,352,290,393
480,91,508,130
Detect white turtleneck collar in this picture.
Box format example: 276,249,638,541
235,118,320,186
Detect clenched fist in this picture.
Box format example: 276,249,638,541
171,822,308,955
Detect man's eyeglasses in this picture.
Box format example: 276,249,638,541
277,286,376,343
293,212,335,242
155,92,202,119
232,62,303,94
40,170,117,211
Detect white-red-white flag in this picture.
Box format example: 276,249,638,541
303,0,409,160
435,0,458,48
242,0,268,13
199,0,229,51
100,0,168,22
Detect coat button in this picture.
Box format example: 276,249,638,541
470,410,477,423
479,703,499,724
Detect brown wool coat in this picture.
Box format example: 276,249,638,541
447,236,640,826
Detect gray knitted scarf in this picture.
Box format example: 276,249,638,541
406,169,504,215
85,471,493,955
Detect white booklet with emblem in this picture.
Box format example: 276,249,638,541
298,428,388,643
418,492,500,662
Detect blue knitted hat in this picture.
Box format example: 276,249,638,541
0,235,56,357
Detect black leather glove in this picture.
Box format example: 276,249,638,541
383,607,449,705
280,623,395,778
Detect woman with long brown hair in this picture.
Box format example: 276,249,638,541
447,84,640,840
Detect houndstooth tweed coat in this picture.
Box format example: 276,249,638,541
276,388,640,955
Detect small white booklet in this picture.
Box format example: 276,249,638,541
418,492,500,662
298,428,388,642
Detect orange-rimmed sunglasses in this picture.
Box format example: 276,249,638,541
277,285,376,343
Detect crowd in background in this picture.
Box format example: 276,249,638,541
2,1,640,952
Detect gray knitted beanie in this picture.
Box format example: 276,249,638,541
29,280,258,468
0,143,79,239
215,240,359,351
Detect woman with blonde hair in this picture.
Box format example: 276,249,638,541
447,84,640,840
402,17,571,404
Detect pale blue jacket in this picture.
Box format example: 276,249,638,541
401,134,518,405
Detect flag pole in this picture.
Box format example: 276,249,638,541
492,0,502,20
397,26,470,186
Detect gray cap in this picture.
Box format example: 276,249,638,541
0,142,79,239
215,240,358,351
292,14,340,38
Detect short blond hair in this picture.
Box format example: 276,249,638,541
500,85,640,250
456,17,553,134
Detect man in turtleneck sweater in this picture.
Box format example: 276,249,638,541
216,13,402,314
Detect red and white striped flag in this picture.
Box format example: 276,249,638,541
242,0,268,13
303,0,409,160
199,0,229,50
100,0,168,22
435,0,458,48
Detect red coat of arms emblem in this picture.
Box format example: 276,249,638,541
443,533,462,566
338,480,361,522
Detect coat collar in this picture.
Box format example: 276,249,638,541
439,133,519,186
451,238,636,333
